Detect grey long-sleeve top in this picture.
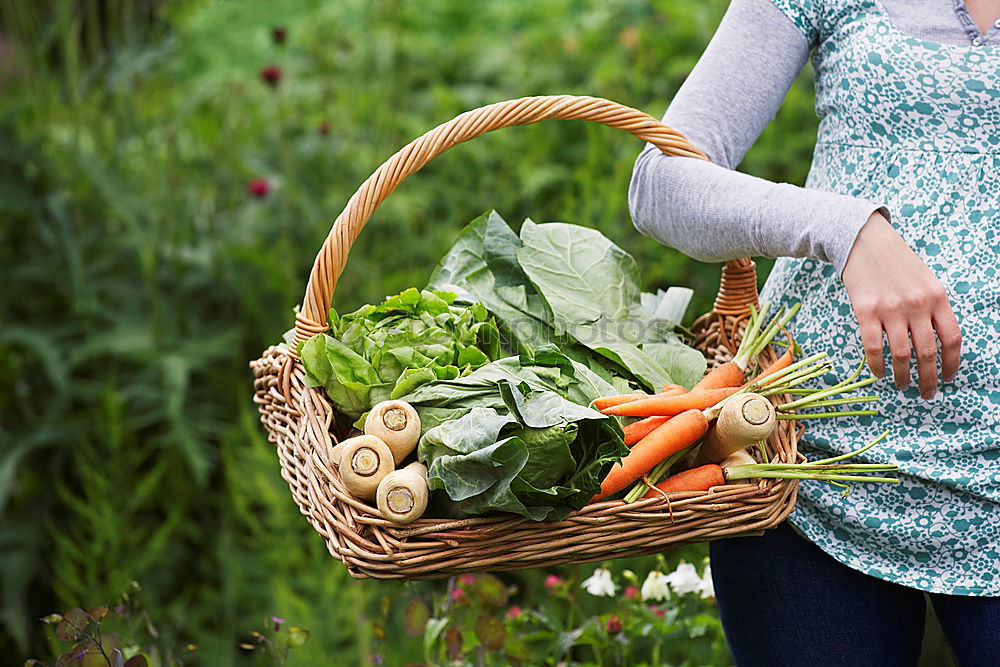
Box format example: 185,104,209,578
629,0,999,274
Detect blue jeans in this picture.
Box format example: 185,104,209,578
709,522,1000,666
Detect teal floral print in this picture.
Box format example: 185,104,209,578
763,0,1000,595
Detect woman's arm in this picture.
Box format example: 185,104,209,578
630,0,961,398
629,0,878,273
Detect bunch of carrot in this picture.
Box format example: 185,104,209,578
641,431,898,498
587,303,896,503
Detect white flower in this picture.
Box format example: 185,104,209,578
664,561,701,595
697,565,715,599
640,570,670,601
581,568,617,597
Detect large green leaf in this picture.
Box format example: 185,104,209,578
516,220,706,390
517,219,641,324
416,382,625,521
641,339,708,390
428,210,556,354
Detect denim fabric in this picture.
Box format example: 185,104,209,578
709,522,1000,666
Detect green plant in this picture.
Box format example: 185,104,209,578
28,582,191,667
0,0,820,663
415,559,728,666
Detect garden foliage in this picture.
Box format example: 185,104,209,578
1,0,818,662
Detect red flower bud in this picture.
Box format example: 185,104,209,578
260,65,282,87
458,574,476,586
506,605,522,620
247,178,270,198
544,574,563,591
272,27,287,45
318,120,331,135
624,585,639,600
606,615,623,634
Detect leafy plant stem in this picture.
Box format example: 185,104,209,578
776,410,879,419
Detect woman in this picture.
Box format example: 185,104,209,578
630,0,1000,664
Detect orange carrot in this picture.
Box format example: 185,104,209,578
745,349,794,387
592,393,646,411
692,362,744,392
593,410,709,500
601,387,741,418
623,416,671,447
593,385,685,412
642,464,725,498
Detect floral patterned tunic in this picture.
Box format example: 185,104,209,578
762,0,1000,595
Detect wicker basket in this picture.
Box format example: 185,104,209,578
250,95,801,580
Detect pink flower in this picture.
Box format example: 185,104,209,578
318,120,331,135
506,605,522,620
272,27,287,45
544,574,563,591
624,585,640,600
247,178,270,198
606,615,623,634
458,574,476,586
271,616,285,632
260,64,282,87
651,607,665,619
450,588,466,603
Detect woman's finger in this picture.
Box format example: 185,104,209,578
883,319,912,390
933,304,962,383
858,316,886,378
909,319,939,399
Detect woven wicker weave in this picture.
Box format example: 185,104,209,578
250,95,800,580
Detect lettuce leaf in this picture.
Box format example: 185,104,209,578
299,288,501,419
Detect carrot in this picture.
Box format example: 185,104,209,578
745,348,794,387
687,302,802,392
623,416,671,446
601,387,741,417
642,464,725,497
691,362,744,392
592,393,646,411
593,410,709,500
593,385,685,412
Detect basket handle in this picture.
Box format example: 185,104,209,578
293,94,756,348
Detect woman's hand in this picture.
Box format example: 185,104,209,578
841,212,962,399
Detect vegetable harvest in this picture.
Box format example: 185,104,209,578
297,211,900,522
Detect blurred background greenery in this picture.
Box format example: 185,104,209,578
1,0,839,663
